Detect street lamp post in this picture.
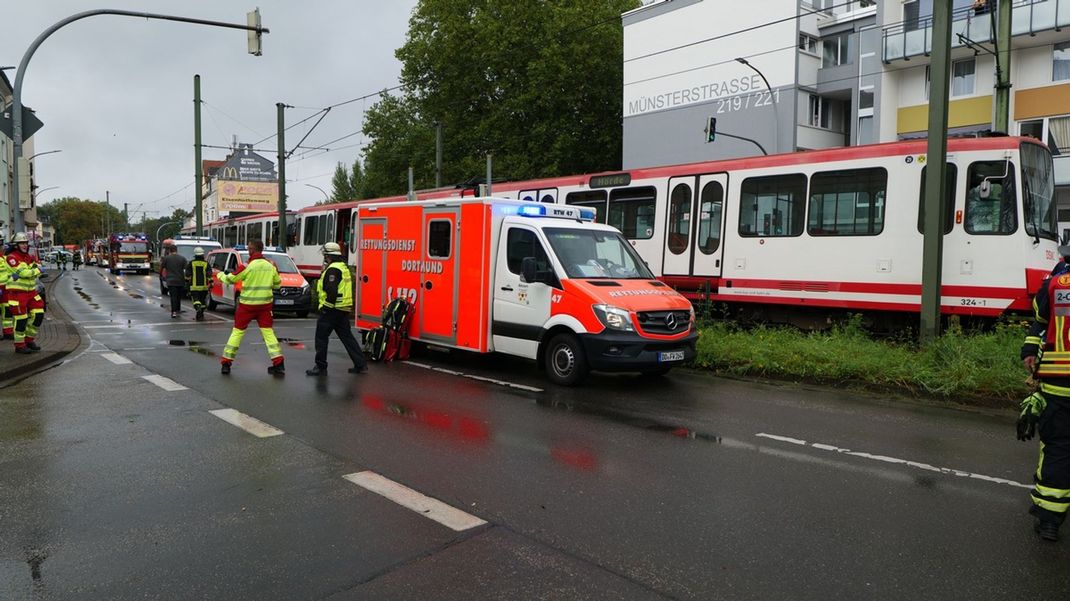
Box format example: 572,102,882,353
735,57,779,154
10,9,269,234
156,220,181,245
305,183,329,203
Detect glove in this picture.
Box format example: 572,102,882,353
9,271,18,281
1017,392,1047,441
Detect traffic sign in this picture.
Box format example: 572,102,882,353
0,104,44,141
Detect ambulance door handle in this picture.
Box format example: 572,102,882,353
500,286,513,292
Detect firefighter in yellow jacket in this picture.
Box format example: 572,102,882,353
216,240,284,375
0,242,12,339
184,247,210,321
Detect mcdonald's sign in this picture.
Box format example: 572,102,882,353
218,181,278,212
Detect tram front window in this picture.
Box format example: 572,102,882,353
1022,142,1058,241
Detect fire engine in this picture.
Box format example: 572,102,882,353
107,233,151,274
355,197,698,385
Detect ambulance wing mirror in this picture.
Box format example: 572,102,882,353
521,257,538,283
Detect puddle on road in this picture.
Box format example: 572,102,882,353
188,345,216,357
535,397,723,445
277,337,306,350
168,340,187,346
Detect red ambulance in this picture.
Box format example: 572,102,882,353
355,198,698,385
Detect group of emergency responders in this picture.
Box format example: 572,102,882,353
0,233,46,355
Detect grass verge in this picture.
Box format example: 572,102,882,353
691,317,1028,408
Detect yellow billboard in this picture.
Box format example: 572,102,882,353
218,181,278,212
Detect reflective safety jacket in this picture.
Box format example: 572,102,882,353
216,253,280,305
186,258,210,292
1023,269,1070,390
5,249,40,292
317,261,352,310
0,250,9,290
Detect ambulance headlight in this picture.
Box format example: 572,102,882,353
593,304,634,332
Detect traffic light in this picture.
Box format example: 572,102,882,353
247,8,263,56
706,117,717,143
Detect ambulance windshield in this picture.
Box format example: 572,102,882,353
544,228,654,280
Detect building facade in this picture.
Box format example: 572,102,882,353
199,143,278,225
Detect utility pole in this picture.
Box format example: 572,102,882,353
994,0,1013,133
194,74,203,236
921,0,953,343
106,190,111,236
435,122,443,188
276,102,287,251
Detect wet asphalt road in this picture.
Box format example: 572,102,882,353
2,268,1069,600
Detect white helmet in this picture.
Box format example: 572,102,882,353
194,247,205,256
322,242,342,255
12,233,28,243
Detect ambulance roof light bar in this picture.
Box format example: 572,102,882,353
510,203,595,222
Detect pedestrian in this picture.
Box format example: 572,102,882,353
1019,245,1070,542
0,243,12,340
184,247,210,321
72,251,82,271
306,242,368,376
5,233,44,354
216,239,284,376
159,245,188,319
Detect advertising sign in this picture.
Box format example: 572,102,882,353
219,181,278,212
217,143,276,182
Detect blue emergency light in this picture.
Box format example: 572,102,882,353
577,208,596,222
518,204,546,217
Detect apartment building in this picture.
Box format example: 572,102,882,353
1,71,11,241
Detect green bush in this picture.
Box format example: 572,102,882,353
692,317,1027,406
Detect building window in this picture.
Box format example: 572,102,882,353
858,116,874,144
952,59,976,96
1050,116,1070,155
739,174,807,237
1054,42,1070,81
859,89,874,110
809,94,832,128
799,33,819,54
924,66,931,100
808,168,887,236
1020,119,1044,142
822,33,850,68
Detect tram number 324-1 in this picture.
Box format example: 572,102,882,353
960,298,987,306
715,90,780,114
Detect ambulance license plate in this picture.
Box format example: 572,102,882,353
659,351,685,362
275,299,294,305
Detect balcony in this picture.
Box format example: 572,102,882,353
882,0,1069,63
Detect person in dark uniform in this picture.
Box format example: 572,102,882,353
159,246,188,318
306,242,368,376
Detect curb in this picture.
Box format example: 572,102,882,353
0,271,83,386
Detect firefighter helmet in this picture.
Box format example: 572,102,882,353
322,242,342,255
194,247,205,256
12,233,29,243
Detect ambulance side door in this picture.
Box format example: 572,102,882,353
357,218,387,326
492,225,555,360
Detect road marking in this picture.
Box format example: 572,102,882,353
84,322,206,329
343,471,486,531
101,353,132,365
209,408,284,438
406,361,544,393
142,374,188,392
755,432,1032,490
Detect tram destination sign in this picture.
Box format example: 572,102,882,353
589,173,631,189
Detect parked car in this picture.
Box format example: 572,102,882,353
205,246,312,317
158,236,223,296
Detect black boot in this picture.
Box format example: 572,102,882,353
305,366,327,376
267,360,285,376
25,341,41,352
15,346,33,355
348,365,369,374
1035,518,1060,542
221,362,231,375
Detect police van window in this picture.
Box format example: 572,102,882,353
739,174,806,237
697,181,724,255
566,190,608,223
668,183,692,255
428,219,452,259
608,186,657,240
965,161,1017,235
917,164,957,235
303,216,318,246
506,228,551,275
808,167,887,236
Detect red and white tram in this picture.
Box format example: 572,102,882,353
179,211,295,250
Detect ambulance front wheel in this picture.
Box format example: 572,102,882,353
545,333,589,386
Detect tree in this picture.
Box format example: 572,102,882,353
361,0,639,197
36,197,127,245
329,162,357,203
348,158,367,201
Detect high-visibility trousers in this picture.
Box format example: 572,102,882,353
7,289,45,347
1031,390,1070,525
222,303,282,365
0,287,12,335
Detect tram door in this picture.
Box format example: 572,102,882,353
662,173,727,278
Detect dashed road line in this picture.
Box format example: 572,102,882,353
343,471,487,531
209,408,284,438
142,374,188,392
755,432,1032,490
406,361,544,393
101,353,132,365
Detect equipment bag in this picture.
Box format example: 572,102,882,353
365,327,388,362
378,297,414,362
395,303,416,361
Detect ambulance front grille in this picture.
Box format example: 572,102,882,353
636,310,691,334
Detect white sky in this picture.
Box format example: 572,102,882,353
2,0,419,218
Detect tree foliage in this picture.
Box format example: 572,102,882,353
36,197,128,245
325,159,369,204
361,0,638,197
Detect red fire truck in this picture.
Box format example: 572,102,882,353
355,198,697,385
108,233,152,274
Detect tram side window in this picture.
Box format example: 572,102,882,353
317,214,329,245
739,174,806,237
965,161,1017,235
808,168,887,236
565,190,608,224
303,216,319,245
327,213,336,243
668,183,692,255
608,187,657,240
917,164,957,235
248,222,263,244
697,181,724,255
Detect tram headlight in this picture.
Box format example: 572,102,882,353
593,304,634,332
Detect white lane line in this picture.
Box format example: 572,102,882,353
343,471,487,531
84,322,208,329
101,352,132,365
141,374,188,392
209,408,284,438
406,361,544,393
755,432,1031,490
